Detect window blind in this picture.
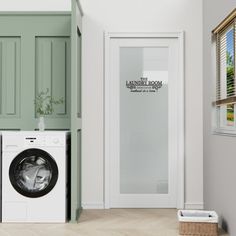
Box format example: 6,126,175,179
215,21,236,106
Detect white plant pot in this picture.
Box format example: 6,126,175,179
38,116,45,131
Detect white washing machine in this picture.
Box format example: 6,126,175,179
1,131,70,223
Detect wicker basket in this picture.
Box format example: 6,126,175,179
178,210,218,236
179,222,218,235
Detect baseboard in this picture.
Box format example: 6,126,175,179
184,202,204,210
82,202,203,210
82,202,104,209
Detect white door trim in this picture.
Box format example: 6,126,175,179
104,32,185,209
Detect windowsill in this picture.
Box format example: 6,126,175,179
212,128,236,137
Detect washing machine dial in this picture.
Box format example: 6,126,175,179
53,138,59,144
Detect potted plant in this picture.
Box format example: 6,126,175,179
35,88,64,131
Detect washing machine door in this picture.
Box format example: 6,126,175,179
9,148,59,198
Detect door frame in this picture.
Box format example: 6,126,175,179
104,32,185,209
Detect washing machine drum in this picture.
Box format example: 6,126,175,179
9,148,59,198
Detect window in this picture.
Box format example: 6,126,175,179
213,9,236,134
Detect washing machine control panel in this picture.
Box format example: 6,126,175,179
1,132,68,152
24,136,64,147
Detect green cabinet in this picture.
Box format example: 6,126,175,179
0,13,71,130
0,5,83,223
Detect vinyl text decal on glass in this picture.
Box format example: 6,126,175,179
126,77,163,93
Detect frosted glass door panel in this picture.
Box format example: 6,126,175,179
120,47,169,194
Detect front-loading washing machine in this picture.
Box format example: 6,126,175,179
1,131,69,223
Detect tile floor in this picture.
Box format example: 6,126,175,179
0,209,229,236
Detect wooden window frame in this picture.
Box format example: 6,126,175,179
213,9,236,135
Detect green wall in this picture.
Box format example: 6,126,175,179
0,13,71,130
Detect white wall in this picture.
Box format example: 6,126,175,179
203,1,236,234
80,0,203,208
0,0,204,209
0,0,70,11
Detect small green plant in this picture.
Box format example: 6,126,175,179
35,88,64,116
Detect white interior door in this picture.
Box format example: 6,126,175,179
106,34,184,208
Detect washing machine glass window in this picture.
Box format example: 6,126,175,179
9,148,59,198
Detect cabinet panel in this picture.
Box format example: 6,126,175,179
0,41,2,115
52,40,67,115
0,37,21,118
35,37,70,118
77,30,82,118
